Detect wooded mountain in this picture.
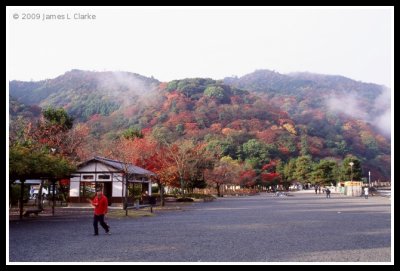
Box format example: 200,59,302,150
10,70,160,121
224,69,385,99
224,69,389,120
9,69,391,180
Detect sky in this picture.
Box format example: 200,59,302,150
7,7,393,87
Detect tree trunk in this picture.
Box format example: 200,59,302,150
19,179,25,220
180,176,184,195
216,184,221,197
125,176,129,216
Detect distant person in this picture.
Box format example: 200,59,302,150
141,190,149,204
364,187,369,199
318,186,322,194
90,189,110,236
326,188,331,198
30,187,35,199
315,186,318,194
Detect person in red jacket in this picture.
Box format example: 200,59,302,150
91,188,110,236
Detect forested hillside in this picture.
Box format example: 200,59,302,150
224,70,391,180
9,69,391,187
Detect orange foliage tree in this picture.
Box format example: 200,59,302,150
204,156,241,197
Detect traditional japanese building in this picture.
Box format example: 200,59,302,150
69,156,155,205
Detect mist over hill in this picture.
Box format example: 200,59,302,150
224,69,390,138
9,69,391,180
10,70,160,121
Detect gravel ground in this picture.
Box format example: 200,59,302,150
8,192,392,263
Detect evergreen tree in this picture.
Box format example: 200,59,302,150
293,155,313,184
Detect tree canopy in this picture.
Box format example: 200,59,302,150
9,145,75,181
42,107,74,130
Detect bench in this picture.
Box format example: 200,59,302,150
23,208,43,217
126,203,154,213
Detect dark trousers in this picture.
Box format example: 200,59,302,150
93,214,109,234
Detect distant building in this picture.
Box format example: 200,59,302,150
69,156,155,205
14,179,42,185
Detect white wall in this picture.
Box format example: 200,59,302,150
112,174,123,197
77,162,118,173
70,177,80,197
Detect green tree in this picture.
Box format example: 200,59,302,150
311,159,338,185
206,138,235,158
240,139,270,169
9,107,79,216
151,126,176,145
275,159,291,190
166,80,178,92
9,144,75,216
283,158,297,183
336,140,349,157
341,156,363,182
204,86,226,101
122,127,143,140
300,134,309,156
9,144,75,181
360,132,379,159
293,155,313,184
42,107,74,130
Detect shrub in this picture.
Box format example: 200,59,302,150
151,186,159,193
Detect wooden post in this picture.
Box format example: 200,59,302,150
125,175,129,216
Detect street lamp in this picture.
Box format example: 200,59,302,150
368,171,371,187
50,147,57,215
349,162,354,196
349,162,354,181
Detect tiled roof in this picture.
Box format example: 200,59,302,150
79,156,156,176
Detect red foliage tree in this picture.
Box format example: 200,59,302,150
260,161,281,188
239,169,257,188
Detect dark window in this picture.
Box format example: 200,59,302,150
83,175,94,180
98,175,110,180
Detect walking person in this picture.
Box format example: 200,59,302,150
326,188,331,198
90,188,110,236
364,187,369,199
